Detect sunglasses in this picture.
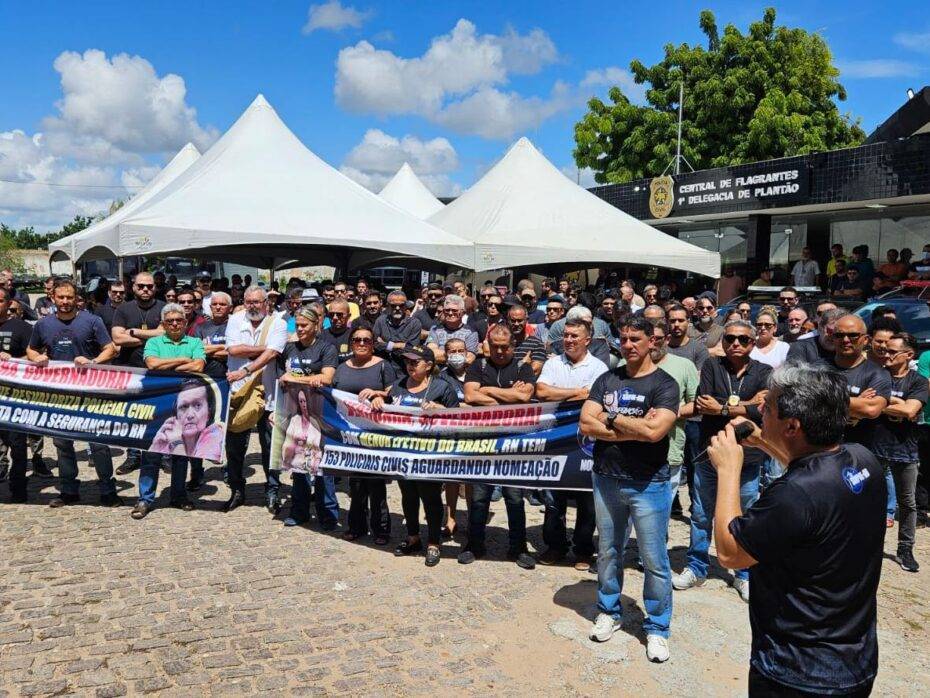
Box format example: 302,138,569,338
135,283,154,290
427,293,444,299
388,303,405,310
755,322,775,329
779,296,797,301
546,306,562,313
328,311,348,318
164,318,186,325
723,334,753,346
488,302,503,309
110,290,125,295
834,332,862,342
520,295,536,302
179,299,196,305
351,337,373,345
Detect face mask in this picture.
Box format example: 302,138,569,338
447,354,467,371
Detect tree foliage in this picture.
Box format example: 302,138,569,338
0,215,94,250
573,8,866,183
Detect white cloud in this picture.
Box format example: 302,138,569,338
581,66,647,103
42,49,216,160
435,83,574,139
560,164,596,188
302,0,372,34
495,26,559,74
340,129,462,196
837,59,920,79
894,30,930,54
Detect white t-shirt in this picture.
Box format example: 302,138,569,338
750,340,790,369
225,310,288,410
791,259,820,287
538,351,609,390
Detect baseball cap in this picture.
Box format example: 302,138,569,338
399,345,435,363
502,293,521,307
301,288,320,302
195,270,212,281
546,294,566,304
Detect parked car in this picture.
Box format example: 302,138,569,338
854,282,930,355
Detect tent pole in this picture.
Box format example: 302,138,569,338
117,257,124,282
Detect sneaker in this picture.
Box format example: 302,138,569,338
672,568,705,590
537,548,567,566
457,545,485,565
897,547,920,573
732,577,750,603
490,486,502,502
590,613,621,642
646,634,670,663
513,552,536,570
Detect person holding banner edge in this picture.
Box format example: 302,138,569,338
580,316,679,663
27,279,122,508
0,285,35,502
132,303,208,519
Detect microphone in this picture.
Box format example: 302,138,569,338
694,421,757,463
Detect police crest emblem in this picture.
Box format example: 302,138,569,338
649,175,674,219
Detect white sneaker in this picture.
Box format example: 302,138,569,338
646,634,670,663
732,577,750,603
590,613,622,642
671,568,706,590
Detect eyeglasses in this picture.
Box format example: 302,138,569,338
351,337,373,345
388,303,405,310
328,311,348,318
545,306,562,313
755,322,775,329
135,284,154,290
723,334,753,346
834,332,862,342
520,295,535,302
444,308,462,314
164,318,186,325
179,299,196,305
488,302,503,309
110,290,125,295
779,295,798,302
427,293,444,299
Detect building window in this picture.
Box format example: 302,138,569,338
831,215,930,262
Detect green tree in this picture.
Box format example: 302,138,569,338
573,8,865,183
0,214,95,250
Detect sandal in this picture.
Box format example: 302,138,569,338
394,539,423,557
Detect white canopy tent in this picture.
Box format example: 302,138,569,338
115,95,475,270
48,143,201,264
378,163,445,219
429,137,721,277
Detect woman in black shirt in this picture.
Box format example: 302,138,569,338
278,307,338,529
362,346,459,566
333,326,396,544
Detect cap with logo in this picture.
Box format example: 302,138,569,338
399,345,436,363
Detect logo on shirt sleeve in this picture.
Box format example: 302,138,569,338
842,466,870,494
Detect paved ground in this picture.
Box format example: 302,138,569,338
1,441,928,696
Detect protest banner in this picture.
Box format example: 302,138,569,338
270,385,594,490
0,359,229,460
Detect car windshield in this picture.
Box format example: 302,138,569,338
855,302,930,337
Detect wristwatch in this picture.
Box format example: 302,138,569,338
128,328,136,338
721,404,730,418
607,413,619,431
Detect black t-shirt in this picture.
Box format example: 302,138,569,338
278,339,338,377
94,304,117,332
412,307,439,333
438,368,466,403
0,316,33,357
873,370,928,463
698,357,772,466
320,326,353,363
464,356,537,390
388,377,460,408
28,312,111,361
194,320,229,378
785,336,833,367
729,444,885,694
586,366,680,481
332,360,397,394
833,358,892,447
112,300,166,367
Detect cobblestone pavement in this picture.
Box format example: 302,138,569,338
1,441,929,696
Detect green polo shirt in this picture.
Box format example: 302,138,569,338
143,334,206,361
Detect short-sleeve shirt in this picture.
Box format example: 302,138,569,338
29,312,112,361
412,308,439,333
437,368,466,403
833,358,892,447
514,334,547,366
465,356,536,390
586,366,680,481
655,354,700,467
112,300,166,367
919,351,930,423
667,337,709,372
791,259,820,287
332,360,396,394
143,334,206,361
538,351,608,391
388,377,460,408
225,311,289,409
729,444,885,694
319,326,353,363
195,320,229,378
785,336,833,367
0,316,32,357
278,339,338,377
872,370,928,463
428,323,480,354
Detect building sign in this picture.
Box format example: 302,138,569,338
646,161,810,218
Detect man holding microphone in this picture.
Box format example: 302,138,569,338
707,364,885,696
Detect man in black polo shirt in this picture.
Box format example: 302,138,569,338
93,281,126,333
372,290,421,367
785,308,845,367
708,364,885,696
413,282,444,340
320,299,353,363
0,286,35,501
459,324,537,570
111,271,165,475
674,320,771,603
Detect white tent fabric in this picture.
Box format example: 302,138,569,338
378,163,445,219
48,143,201,262
429,137,721,277
117,95,475,269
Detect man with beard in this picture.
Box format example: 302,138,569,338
112,272,165,476
693,294,724,355
427,295,479,365
776,287,800,336
507,305,546,376
781,307,808,343
94,281,126,333
223,285,289,512
373,290,422,368
354,291,384,332
27,280,121,508
519,285,546,324
413,282,444,340
535,294,565,344
786,308,846,366
320,299,353,363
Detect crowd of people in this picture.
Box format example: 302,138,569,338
0,263,927,688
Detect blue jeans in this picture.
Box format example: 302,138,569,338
884,465,897,519
54,439,115,497
759,456,785,490
680,421,701,509
592,471,673,638
290,473,340,526
688,458,760,581
468,484,527,552
138,452,189,505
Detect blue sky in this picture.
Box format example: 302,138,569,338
1,0,928,230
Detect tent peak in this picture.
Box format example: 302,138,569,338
248,94,273,110
179,142,200,156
